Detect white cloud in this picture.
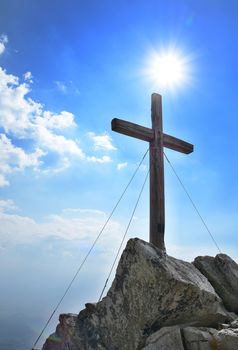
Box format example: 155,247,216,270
0,212,39,247
0,133,45,187
36,111,76,130
0,67,88,184
55,81,67,93
117,162,128,170
0,67,79,141
0,206,122,249
88,132,117,151
0,66,119,185
23,71,33,82
54,80,81,96
87,155,111,163
0,199,17,213
41,157,71,175
36,126,84,157
0,34,8,55
0,174,9,187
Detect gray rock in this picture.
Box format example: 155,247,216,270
230,318,238,328
182,327,219,350
141,326,184,350
42,314,78,350
219,328,238,349
142,325,238,350
43,238,233,350
194,253,238,313
183,326,238,350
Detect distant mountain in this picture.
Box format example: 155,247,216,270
0,314,38,350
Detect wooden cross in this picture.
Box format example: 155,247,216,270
111,93,193,252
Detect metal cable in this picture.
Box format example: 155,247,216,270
98,168,150,302
164,152,222,254
31,148,149,350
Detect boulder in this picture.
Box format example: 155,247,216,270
141,326,184,350
194,254,238,313
142,323,238,350
182,327,220,350
43,238,233,350
219,328,238,349
183,325,238,350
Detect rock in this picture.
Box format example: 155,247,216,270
142,324,238,350
230,319,238,328
183,326,238,350
141,326,184,350
42,314,78,350
182,327,220,350
43,238,233,350
194,254,238,313
219,328,238,349
141,326,219,350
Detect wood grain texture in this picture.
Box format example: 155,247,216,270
111,93,194,251
150,94,165,251
163,133,193,154
111,118,153,142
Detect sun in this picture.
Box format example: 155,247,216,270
144,48,191,91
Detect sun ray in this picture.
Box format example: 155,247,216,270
143,47,193,92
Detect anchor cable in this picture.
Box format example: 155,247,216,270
31,148,149,350
98,168,150,302
164,152,222,254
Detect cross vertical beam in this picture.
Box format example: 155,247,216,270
150,93,165,250
111,93,193,252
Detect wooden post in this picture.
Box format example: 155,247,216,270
111,93,193,252
150,93,165,251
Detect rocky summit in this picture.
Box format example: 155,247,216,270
42,238,238,350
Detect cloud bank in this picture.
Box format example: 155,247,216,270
0,66,116,186
0,200,122,251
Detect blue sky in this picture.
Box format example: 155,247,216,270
0,0,238,348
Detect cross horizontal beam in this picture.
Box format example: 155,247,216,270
111,118,153,142
163,134,193,154
112,118,193,154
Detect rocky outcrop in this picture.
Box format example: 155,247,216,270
43,238,238,350
194,254,238,313
142,322,238,350
42,314,78,350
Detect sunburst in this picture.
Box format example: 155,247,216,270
144,48,192,91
